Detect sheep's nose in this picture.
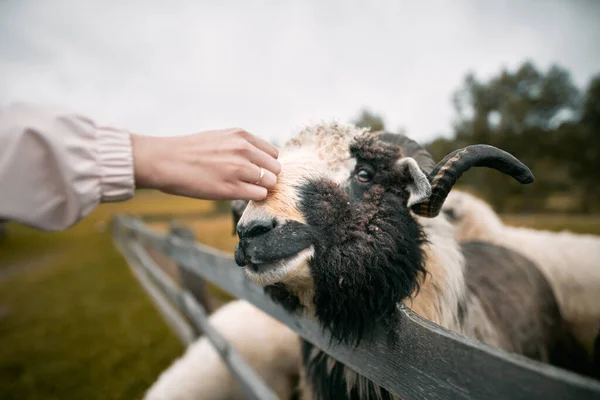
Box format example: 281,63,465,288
237,219,276,240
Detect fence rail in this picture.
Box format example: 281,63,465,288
111,214,600,400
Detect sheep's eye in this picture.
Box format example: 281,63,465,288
357,169,373,183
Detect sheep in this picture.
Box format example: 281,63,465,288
231,122,591,399
441,189,600,356
144,299,302,400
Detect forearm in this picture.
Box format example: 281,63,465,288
0,103,280,231
0,103,135,231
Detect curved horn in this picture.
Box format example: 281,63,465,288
377,132,436,174
411,144,534,218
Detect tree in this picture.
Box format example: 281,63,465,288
563,75,600,212
453,62,580,138
426,136,458,162
352,108,386,132
449,61,583,212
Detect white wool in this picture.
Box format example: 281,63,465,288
144,300,301,400
443,190,600,351
284,121,369,164
283,121,369,184
413,213,467,332
239,122,367,227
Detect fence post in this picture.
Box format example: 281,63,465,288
168,222,218,316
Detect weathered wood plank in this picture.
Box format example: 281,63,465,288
113,220,280,400
115,216,600,400
179,290,279,400
169,224,219,314
112,234,196,345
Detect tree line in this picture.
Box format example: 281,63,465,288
353,61,600,213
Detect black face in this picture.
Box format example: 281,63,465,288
296,135,427,345
233,134,428,346
234,219,313,273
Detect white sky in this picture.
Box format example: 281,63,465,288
1,0,599,144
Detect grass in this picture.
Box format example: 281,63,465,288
147,214,241,304
502,214,600,235
0,189,599,400
0,191,215,400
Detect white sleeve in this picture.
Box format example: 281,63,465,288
0,102,135,231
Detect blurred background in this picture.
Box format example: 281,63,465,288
1,1,599,399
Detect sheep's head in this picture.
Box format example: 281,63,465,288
442,190,505,242
233,122,533,344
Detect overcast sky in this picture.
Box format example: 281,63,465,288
1,0,599,144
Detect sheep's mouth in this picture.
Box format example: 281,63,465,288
246,246,313,273
234,220,313,269
242,246,314,285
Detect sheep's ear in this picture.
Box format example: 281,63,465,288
396,157,432,207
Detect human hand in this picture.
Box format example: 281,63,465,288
131,128,281,201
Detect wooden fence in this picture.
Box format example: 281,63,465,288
111,214,600,400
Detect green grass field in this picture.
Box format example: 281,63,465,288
0,191,599,399
0,191,215,400
502,213,600,235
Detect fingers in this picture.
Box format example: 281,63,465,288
256,168,277,189
230,129,281,175
238,163,277,189
234,183,268,201
238,130,279,159
248,147,281,176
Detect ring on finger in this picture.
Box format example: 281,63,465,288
254,166,265,184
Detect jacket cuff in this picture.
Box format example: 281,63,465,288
97,126,135,202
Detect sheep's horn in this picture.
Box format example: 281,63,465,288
410,145,534,218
